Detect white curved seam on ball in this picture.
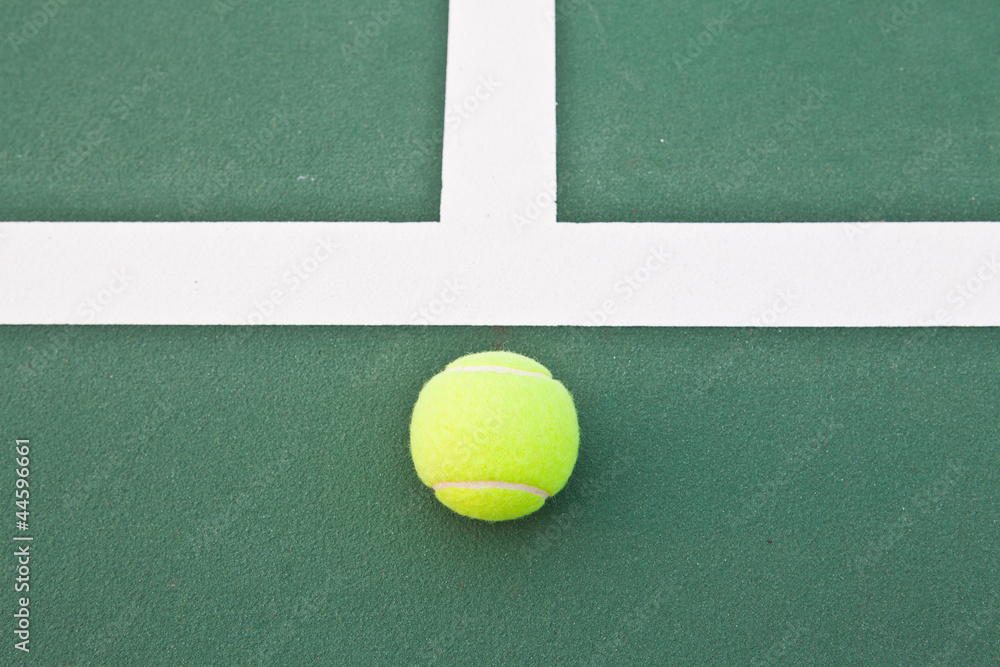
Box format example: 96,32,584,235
445,365,551,379
432,480,550,499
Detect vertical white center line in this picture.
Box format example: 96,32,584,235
439,0,557,231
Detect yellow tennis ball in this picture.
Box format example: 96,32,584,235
410,351,580,521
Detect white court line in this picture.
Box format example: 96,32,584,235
0,0,997,326
440,0,555,230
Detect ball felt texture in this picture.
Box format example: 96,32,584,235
410,351,579,521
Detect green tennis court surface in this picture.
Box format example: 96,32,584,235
557,0,999,222
2,0,998,663
1,0,996,222
2,326,998,664
0,0,449,222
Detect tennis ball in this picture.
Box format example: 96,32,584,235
410,351,579,521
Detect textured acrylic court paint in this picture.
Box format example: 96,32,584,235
52,66,166,182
